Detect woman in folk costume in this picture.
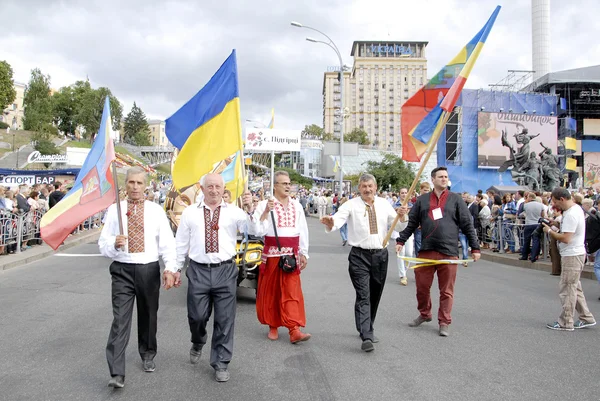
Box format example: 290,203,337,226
252,171,311,344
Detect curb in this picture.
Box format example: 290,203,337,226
0,230,101,272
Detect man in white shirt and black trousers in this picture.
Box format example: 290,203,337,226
99,166,177,389
320,173,408,352
169,173,258,383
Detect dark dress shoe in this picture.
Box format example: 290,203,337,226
143,359,155,372
190,344,202,364
108,375,125,388
519,257,528,260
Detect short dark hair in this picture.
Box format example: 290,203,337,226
551,187,571,201
431,166,448,178
517,190,525,197
54,181,62,190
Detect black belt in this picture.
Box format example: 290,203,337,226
192,258,234,268
352,247,385,254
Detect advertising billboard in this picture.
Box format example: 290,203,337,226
584,152,600,192
477,112,557,169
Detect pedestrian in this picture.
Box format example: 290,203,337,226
543,188,596,331
395,187,414,286
395,167,480,337
413,182,431,256
320,173,407,352
171,173,257,382
98,166,177,389
252,171,311,344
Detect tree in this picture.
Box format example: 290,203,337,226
52,86,77,135
76,85,123,138
22,68,53,131
0,61,16,111
32,125,60,155
277,167,314,188
301,124,324,139
123,102,151,145
365,153,415,191
344,128,370,145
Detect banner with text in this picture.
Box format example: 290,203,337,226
245,128,301,152
477,112,557,169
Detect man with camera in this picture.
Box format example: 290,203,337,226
520,193,547,262
543,188,596,331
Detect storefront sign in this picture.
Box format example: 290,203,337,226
0,175,56,186
27,151,68,164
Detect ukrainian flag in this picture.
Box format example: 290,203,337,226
40,97,116,250
166,50,243,190
402,6,500,161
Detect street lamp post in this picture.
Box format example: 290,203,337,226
291,21,345,195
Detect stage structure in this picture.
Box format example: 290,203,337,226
437,89,558,194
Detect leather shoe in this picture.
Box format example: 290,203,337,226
267,327,278,341
190,344,202,364
289,327,311,344
143,359,155,372
215,368,230,382
108,375,125,388
409,315,432,327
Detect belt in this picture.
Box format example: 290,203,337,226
352,246,385,254
192,258,234,268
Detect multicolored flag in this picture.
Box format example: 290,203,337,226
166,50,244,191
401,6,501,162
268,108,274,129
40,97,116,250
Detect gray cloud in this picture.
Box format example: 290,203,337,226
2,0,599,132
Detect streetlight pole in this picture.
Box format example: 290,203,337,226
291,21,344,195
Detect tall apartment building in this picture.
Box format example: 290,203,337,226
1,82,26,129
323,41,428,151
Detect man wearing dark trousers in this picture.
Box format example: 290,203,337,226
172,173,257,383
396,167,480,337
321,173,407,352
520,192,546,262
98,166,177,389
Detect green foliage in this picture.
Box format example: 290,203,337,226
300,124,336,141
123,102,151,145
277,167,314,188
23,68,53,131
365,153,415,191
0,61,16,111
75,84,123,138
344,128,370,145
32,127,60,155
0,122,8,129
344,174,361,188
52,86,77,134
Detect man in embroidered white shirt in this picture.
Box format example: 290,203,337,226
98,167,177,389
320,173,408,352
252,171,311,344
171,173,257,383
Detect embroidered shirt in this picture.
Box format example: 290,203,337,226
127,199,145,253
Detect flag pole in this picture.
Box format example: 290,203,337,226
382,110,453,247
111,160,124,236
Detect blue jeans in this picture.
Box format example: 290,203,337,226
521,224,541,260
340,224,348,242
458,233,469,260
502,221,515,252
594,249,600,285
414,228,422,256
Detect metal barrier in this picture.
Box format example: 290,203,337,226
0,209,105,254
478,216,550,260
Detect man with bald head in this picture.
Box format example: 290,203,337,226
173,173,258,382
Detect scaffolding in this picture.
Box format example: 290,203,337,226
489,70,536,92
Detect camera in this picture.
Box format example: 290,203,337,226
533,217,552,237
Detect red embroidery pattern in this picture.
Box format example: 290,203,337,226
127,200,145,253
204,206,221,253
274,201,296,228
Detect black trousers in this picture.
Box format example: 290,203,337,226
186,259,238,370
348,247,388,342
106,261,160,377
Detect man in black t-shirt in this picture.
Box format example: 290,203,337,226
48,181,65,209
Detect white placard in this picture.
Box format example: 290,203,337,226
245,128,301,152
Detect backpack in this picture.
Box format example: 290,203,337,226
585,210,600,254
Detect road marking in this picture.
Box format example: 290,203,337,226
55,253,103,257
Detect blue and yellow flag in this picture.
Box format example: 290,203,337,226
40,97,116,250
166,50,243,190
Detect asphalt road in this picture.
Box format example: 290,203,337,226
1,218,599,401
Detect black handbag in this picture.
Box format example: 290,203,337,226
270,211,297,273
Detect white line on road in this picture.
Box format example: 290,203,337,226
55,254,103,257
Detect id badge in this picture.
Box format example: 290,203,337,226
432,207,443,220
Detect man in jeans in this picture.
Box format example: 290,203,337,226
543,187,596,331
519,193,546,262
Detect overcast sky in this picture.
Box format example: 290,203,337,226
2,0,599,131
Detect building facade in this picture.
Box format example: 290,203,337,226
322,41,428,151
148,119,170,147
1,82,26,129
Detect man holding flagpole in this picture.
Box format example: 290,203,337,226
98,166,177,388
